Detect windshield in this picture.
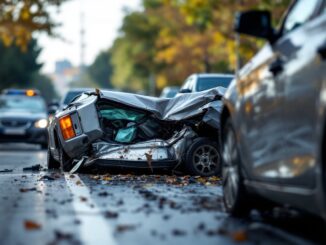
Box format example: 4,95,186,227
196,76,233,91
63,91,86,105
0,96,46,113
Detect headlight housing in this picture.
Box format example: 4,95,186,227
34,119,48,129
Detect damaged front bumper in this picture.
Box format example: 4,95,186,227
83,127,197,170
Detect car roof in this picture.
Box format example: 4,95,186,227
66,88,95,93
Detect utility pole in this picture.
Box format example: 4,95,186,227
80,11,86,70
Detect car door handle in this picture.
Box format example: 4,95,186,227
318,41,326,60
269,58,284,75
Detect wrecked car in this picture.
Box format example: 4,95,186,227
47,88,225,176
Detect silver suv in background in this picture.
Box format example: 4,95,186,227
179,73,234,94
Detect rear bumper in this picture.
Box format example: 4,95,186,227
0,127,48,144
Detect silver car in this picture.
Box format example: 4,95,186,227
221,1,326,221
179,73,234,94
47,88,225,176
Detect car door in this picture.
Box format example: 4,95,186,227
274,0,326,187
238,41,286,180
239,0,324,183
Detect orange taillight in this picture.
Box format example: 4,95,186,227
59,115,76,140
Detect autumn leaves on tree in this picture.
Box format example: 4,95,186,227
110,0,291,92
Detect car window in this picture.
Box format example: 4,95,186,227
189,77,195,90
63,91,85,105
181,77,191,90
283,0,320,34
196,77,233,92
0,96,46,113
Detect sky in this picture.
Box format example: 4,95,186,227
37,0,141,73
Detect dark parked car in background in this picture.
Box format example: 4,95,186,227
179,73,234,94
221,0,326,221
0,89,48,149
47,88,224,176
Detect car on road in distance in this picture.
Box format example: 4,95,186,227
179,73,234,94
220,0,326,222
47,88,224,176
160,86,180,98
0,89,49,149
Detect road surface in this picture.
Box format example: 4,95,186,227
0,143,323,245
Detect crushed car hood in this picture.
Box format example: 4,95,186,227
74,87,226,122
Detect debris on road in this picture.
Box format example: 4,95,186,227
39,175,56,181
0,168,13,173
104,211,119,219
24,220,42,230
115,224,137,233
172,229,187,236
230,229,248,242
88,174,221,186
23,164,43,171
20,187,37,193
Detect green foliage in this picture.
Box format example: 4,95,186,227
31,73,58,103
0,40,41,89
0,0,68,49
88,51,113,89
0,39,57,102
110,0,291,93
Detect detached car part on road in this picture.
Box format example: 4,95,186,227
47,88,225,176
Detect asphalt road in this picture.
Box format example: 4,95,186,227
0,143,324,245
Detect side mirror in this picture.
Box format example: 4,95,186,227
179,88,192,94
235,10,275,41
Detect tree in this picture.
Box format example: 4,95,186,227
0,0,67,50
110,0,291,93
88,51,113,89
0,39,41,89
0,39,58,101
31,73,58,103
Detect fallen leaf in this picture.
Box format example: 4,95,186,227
20,187,37,193
80,196,87,202
104,211,119,219
230,230,247,242
24,220,41,230
145,153,153,173
172,229,187,236
116,224,136,233
75,180,82,186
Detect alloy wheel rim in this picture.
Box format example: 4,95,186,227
192,144,220,175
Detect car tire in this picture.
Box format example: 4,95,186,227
47,147,60,169
184,137,221,177
58,145,73,172
222,118,252,217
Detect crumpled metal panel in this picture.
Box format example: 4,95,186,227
82,87,226,124
89,127,197,164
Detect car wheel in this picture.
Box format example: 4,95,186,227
47,147,60,169
185,137,221,177
222,118,252,217
58,145,73,172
